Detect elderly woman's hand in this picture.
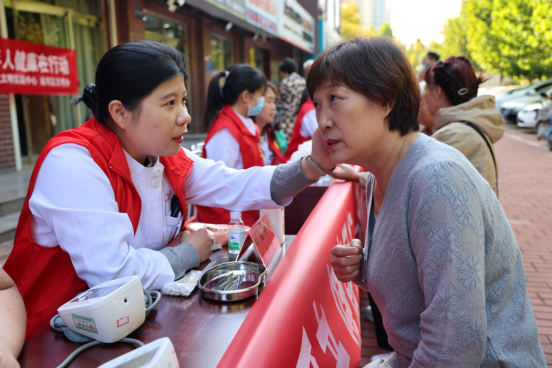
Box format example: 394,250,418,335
330,239,363,283
311,128,335,171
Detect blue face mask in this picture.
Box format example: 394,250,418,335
247,95,265,117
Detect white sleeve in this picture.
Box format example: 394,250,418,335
300,110,318,139
204,128,242,169
183,148,291,209
28,144,175,290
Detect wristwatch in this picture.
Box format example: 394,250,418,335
305,155,336,176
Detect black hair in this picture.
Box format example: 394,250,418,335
71,40,188,127
425,52,440,62
279,58,297,74
204,64,266,127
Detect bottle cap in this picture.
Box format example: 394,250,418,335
230,212,242,219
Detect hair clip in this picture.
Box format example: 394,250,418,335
458,88,468,96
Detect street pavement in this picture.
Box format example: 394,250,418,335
360,123,552,366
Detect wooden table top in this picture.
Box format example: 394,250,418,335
19,247,256,368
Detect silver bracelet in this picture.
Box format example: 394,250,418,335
299,157,319,183
305,155,336,176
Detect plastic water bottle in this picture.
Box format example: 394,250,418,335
228,212,245,261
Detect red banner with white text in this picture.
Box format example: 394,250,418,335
0,38,78,95
219,181,364,368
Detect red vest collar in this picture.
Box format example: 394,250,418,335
219,105,259,137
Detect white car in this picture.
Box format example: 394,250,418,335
517,102,542,129
517,96,552,139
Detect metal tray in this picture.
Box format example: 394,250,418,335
198,262,267,302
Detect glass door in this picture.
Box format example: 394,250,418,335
6,0,105,158
211,34,233,72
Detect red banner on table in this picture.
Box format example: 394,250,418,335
219,182,363,368
238,214,280,267
0,38,78,95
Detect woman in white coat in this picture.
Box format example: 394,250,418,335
3,41,335,341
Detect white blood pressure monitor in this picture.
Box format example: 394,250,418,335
57,275,145,343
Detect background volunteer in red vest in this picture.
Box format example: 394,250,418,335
253,82,286,166
284,89,317,161
3,41,336,340
197,64,267,227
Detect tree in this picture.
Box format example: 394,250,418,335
404,39,427,75
340,1,362,40
528,0,552,77
378,23,393,38
464,0,552,81
429,12,480,70
340,1,376,40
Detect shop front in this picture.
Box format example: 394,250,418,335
0,0,321,171
2,0,105,164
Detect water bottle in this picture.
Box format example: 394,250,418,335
228,212,245,261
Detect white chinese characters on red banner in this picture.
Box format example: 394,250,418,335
0,38,78,95
218,182,362,368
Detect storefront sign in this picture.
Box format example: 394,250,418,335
245,0,278,35
219,182,362,367
0,38,78,95
276,0,315,54
204,0,247,20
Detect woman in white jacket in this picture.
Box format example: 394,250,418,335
3,41,334,340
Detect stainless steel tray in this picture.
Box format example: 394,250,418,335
198,262,267,302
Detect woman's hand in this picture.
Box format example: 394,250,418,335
301,128,335,181
331,164,361,182
180,229,212,263
331,165,369,188
0,351,20,368
311,128,334,171
330,239,363,283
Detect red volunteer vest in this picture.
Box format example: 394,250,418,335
197,105,264,227
264,125,286,165
3,118,194,341
284,99,315,162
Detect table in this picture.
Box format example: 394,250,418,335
19,181,364,368
18,247,254,368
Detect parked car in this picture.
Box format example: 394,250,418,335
495,80,552,110
500,85,552,123
517,93,552,131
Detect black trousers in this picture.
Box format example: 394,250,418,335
368,293,394,351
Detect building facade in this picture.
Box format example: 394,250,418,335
0,0,329,172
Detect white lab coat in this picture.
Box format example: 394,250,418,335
300,109,317,139
29,143,284,290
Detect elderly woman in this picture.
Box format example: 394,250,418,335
312,38,545,367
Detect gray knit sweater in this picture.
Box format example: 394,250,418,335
355,133,545,367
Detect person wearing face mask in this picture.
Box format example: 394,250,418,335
253,82,286,166
197,64,268,226
3,42,335,340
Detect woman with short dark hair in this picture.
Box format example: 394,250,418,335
314,37,545,367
